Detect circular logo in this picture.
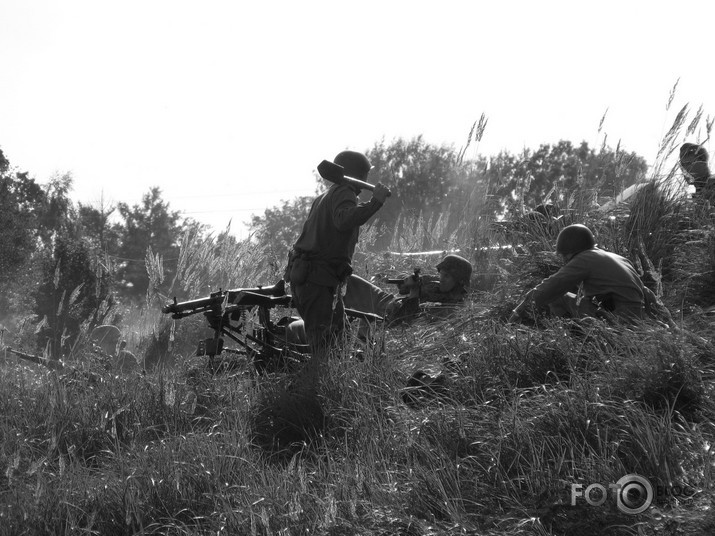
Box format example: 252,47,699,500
615,474,653,514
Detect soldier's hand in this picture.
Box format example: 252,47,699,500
372,183,391,204
402,275,420,298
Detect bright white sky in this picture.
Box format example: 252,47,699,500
1,0,714,238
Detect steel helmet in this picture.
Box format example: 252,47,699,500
680,142,709,165
436,254,473,286
555,224,596,255
334,151,371,181
679,142,710,182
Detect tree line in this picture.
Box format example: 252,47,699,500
250,136,648,254
0,137,647,358
0,147,191,357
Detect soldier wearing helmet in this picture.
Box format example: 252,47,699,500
286,150,390,360
349,253,473,323
403,253,473,302
679,142,714,200
285,253,473,347
509,224,656,322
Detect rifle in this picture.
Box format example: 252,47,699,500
386,268,422,286
4,347,65,371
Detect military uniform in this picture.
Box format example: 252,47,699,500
347,272,469,322
288,181,384,357
285,260,472,347
519,247,647,320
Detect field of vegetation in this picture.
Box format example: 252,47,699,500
1,105,714,535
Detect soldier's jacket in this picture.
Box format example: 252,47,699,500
532,247,645,318
344,274,468,323
286,273,469,346
292,184,383,287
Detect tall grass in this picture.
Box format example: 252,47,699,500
3,109,715,534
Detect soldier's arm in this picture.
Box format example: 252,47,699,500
510,257,589,321
332,186,387,231
532,256,590,308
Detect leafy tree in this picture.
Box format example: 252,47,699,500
38,172,75,243
21,174,117,357
0,172,45,276
116,187,183,301
249,136,488,254
249,195,315,261
0,149,48,319
482,140,648,215
364,136,487,249
246,138,646,257
77,198,122,254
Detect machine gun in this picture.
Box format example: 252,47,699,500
163,279,308,373
164,279,387,373
163,280,289,319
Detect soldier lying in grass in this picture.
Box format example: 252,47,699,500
286,254,473,345
508,224,673,325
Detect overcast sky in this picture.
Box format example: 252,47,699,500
1,1,713,237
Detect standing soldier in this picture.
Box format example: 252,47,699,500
286,150,390,361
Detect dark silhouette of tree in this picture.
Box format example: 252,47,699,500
77,197,122,254
0,150,49,319
33,229,112,358
0,169,46,276
249,195,315,260
38,172,75,243
116,187,182,301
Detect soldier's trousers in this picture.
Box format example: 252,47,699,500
287,275,402,348
291,281,346,361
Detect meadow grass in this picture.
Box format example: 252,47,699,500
2,127,715,534
2,305,713,535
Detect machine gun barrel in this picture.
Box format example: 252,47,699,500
163,280,287,318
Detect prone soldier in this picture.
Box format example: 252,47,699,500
284,254,473,346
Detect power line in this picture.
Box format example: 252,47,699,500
167,188,313,200
179,208,266,214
